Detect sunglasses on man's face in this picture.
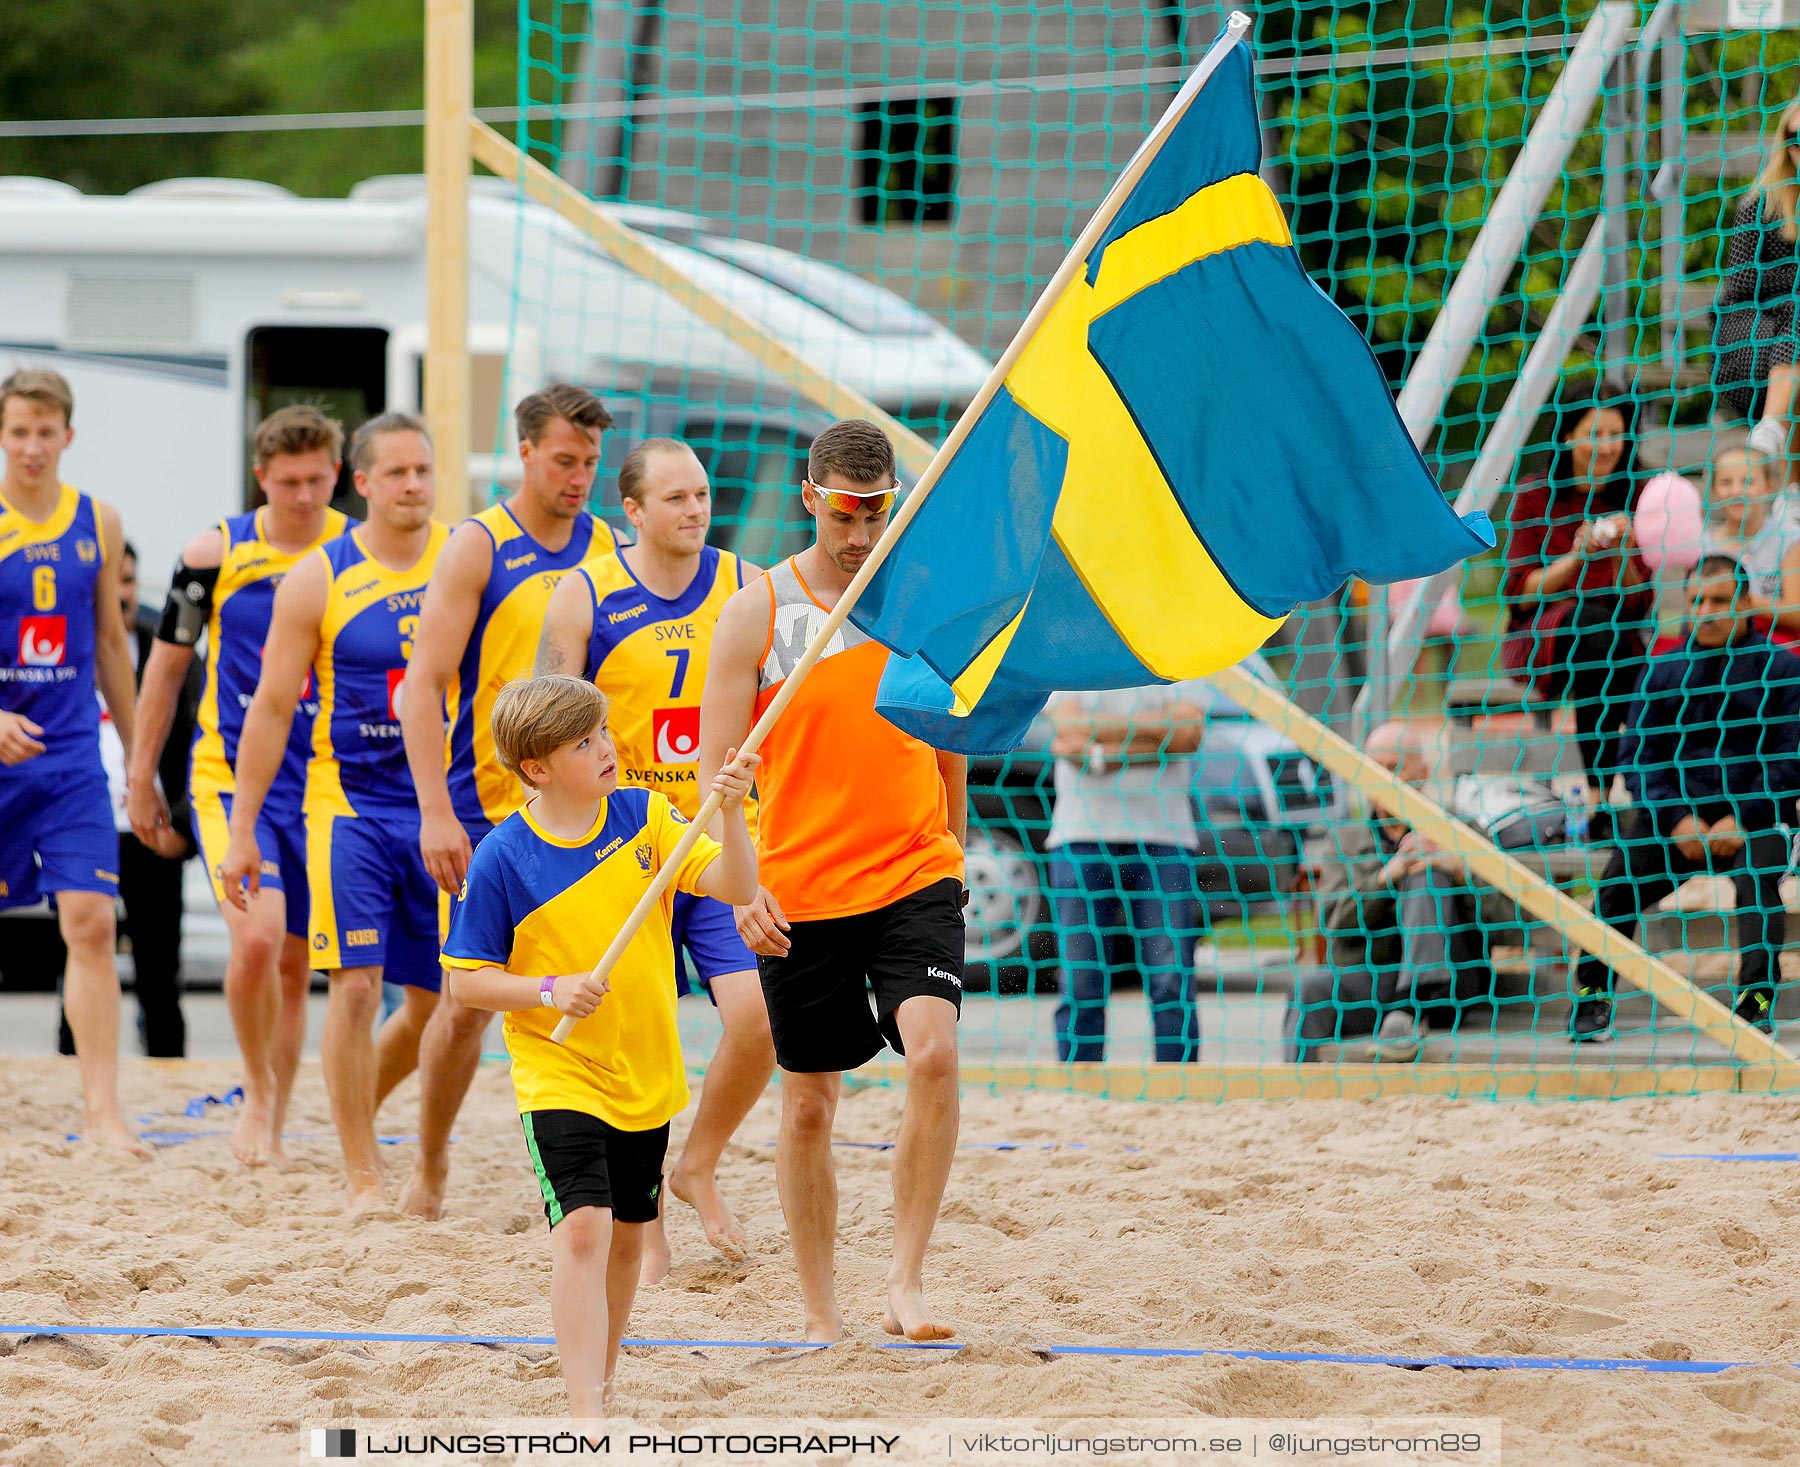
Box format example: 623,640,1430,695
804,478,898,517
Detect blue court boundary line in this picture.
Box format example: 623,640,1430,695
1658,1152,1800,1162
0,1325,1780,1374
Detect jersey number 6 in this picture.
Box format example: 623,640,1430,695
32,566,55,611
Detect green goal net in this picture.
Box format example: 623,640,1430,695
499,1,1800,1097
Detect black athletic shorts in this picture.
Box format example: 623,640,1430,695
520,1111,669,1227
757,876,965,1074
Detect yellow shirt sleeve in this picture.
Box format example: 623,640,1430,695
650,791,723,896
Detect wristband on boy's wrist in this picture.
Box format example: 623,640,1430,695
540,974,559,1008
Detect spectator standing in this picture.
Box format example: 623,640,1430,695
1715,100,1800,487
1571,554,1800,1041
1501,381,1653,798
1045,681,1207,1061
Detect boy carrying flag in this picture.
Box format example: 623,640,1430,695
442,674,758,1415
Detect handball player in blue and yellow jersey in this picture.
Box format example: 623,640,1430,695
221,414,445,1214
0,367,142,1154
537,436,775,1282
443,673,759,1417
128,406,348,1167
397,383,613,1219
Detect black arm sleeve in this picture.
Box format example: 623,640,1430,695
156,560,219,646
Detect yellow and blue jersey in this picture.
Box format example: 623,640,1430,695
445,503,606,834
306,523,448,820
581,543,746,819
190,507,347,812
0,484,107,777
441,787,721,1129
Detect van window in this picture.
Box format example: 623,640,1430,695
245,326,388,518
682,420,815,565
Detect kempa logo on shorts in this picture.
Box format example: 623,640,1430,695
310,1427,356,1457
312,932,329,950
927,965,962,989
345,928,380,947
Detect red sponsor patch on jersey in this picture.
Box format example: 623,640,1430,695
652,706,700,764
386,667,407,721
18,615,67,667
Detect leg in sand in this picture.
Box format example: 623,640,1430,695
218,892,292,1166
59,890,148,1158
882,995,960,1342
373,983,436,1109
644,968,774,1281
550,1206,613,1420
604,1221,646,1406
399,986,490,1219
776,1070,844,1342
322,963,388,1213
266,933,314,1165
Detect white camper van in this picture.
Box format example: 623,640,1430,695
0,174,988,589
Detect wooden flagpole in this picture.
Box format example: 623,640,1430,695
544,13,1254,1042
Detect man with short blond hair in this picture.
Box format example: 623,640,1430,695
223,415,448,1213
0,367,143,1153
538,434,774,1283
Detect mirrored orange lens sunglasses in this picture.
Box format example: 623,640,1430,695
804,479,897,516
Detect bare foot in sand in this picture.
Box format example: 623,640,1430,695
345,1172,388,1217
81,1112,150,1159
231,1098,277,1167
398,1162,446,1221
882,1285,954,1342
803,1310,845,1345
668,1163,748,1262
639,1211,672,1286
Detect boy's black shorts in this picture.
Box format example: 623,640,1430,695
520,1110,669,1227
757,876,965,1074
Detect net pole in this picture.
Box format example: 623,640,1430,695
425,0,472,521
544,14,1253,1044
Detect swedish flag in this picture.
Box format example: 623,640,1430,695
850,28,1493,755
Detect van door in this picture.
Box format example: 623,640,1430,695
244,326,388,518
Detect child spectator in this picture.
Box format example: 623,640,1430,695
1704,445,1800,640
442,676,758,1416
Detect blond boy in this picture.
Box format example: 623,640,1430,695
441,675,757,1415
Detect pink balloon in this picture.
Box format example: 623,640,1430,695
1633,472,1705,572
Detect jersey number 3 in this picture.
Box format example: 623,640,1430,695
31,566,55,611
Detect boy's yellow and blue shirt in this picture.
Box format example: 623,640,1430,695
441,785,721,1130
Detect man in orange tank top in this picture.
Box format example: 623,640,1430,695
699,419,967,1344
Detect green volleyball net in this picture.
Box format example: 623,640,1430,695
498,1,1800,1095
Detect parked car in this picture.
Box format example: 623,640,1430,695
962,654,1343,993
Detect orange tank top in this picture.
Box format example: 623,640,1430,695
753,557,963,922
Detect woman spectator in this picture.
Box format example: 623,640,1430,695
1715,100,1800,485
1500,381,1653,798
